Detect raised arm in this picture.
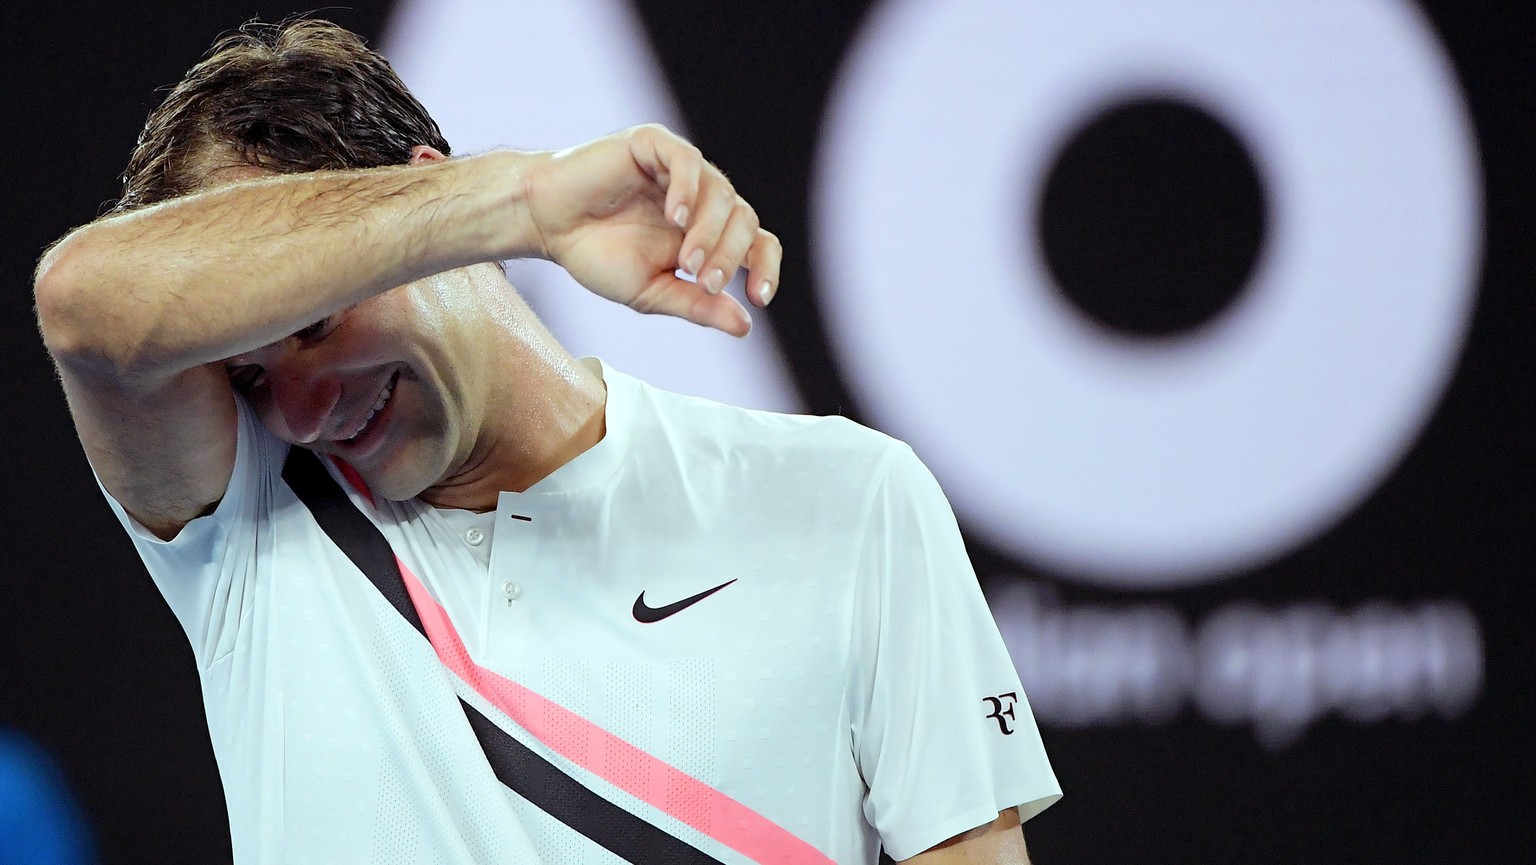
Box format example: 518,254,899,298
37,150,527,382
35,124,778,538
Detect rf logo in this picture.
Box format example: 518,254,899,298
983,692,1019,735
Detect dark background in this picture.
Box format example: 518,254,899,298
3,1,1532,863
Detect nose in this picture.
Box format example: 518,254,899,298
262,361,345,444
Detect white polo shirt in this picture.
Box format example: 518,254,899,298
102,360,1060,865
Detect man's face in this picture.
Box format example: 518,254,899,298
224,269,490,501
196,148,497,501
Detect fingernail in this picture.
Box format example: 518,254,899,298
759,281,775,304
686,248,705,275
673,205,689,228
704,268,725,294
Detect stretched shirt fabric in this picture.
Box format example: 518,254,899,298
100,359,1061,865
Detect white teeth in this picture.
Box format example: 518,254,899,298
343,378,395,442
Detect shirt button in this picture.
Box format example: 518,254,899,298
464,528,485,546
502,581,522,601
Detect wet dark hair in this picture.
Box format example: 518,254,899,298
112,17,450,213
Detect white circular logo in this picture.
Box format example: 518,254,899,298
813,0,1480,587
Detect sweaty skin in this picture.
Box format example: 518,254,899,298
35,126,778,535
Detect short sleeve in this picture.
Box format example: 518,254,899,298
95,394,284,670
849,445,1061,861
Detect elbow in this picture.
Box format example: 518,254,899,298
34,234,97,359
34,232,157,381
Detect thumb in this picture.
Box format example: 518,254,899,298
634,276,754,337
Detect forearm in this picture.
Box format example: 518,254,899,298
35,149,540,383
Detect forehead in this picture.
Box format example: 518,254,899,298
205,162,271,185
194,158,274,192
180,139,277,194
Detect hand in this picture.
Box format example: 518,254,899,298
520,124,781,337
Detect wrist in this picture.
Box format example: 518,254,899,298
469,149,553,262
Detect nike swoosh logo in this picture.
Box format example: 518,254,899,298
632,579,738,623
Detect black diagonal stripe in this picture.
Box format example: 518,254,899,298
281,447,725,865
460,700,723,865
282,447,424,636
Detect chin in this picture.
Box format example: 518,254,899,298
364,464,435,503
365,443,452,502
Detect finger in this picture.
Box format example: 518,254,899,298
633,276,753,337
697,198,760,296
744,228,782,307
628,125,700,230
660,145,700,231
683,286,753,337
679,171,736,279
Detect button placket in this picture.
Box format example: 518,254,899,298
495,511,527,607
485,493,536,664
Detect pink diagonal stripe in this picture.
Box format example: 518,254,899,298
397,557,834,865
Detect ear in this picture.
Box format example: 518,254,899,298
408,145,448,165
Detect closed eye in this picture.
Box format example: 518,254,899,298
293,317,331,342
228,364,264,392
226,314,338,392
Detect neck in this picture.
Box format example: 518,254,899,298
419,284,608,511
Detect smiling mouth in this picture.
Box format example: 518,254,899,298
340,371,399,444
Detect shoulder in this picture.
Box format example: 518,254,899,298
628,373,911,474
